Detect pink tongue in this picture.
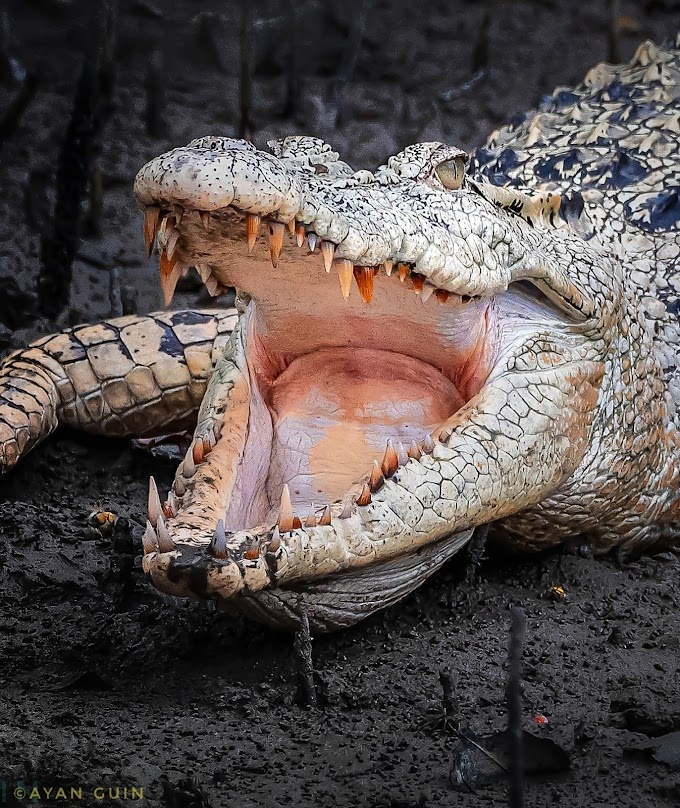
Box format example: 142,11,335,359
266,348,464,510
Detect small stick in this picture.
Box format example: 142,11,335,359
294,610,316,706
607,0,620,64
507,606,526,808
145,48,164,139
238,0,254,139
439,669,459,731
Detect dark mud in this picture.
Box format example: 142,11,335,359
2,2,680,806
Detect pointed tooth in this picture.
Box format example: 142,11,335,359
268,526,281,553
435,289,450,304
144,207,161,256
166,228,180,260
384,259,394,276
295,223,305,247
353,267,375,304
308,233,317,252
304,513,318,528
173,206,184,226
196,263,211,282
287,219,296,235
396,441,408,466
340,500,353,519
183,447,196,477
148,476,162,526
268,222,285,267
199,211,211,231
422,434,435,453
321,241,335,272
246,213,261,254
167,491,178,516
292,516,303,530
439,427,452,443
398,263,409,282
407,441,422,460
244,541,261,560
159,250,180,306
369,460,384,492
174,477,186,497
336,259,353,300
319,505,332,526
421,283,435,303
277,483,294,532
204,274,224,297
356,484,372,507
381,439,399,478
203,428,216,454
411,273,425,294
192,438,204,465
210,519,228,559
156,514,176,552
142,520,157,554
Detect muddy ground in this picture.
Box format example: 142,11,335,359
1,1,680,806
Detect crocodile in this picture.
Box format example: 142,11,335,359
1,39,680,631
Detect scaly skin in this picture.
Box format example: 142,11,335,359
1,39,680,631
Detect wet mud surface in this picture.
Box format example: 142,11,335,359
2,1,680,806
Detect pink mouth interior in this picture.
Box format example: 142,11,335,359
204,251,499,530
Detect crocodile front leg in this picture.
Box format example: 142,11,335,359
0,309,236,473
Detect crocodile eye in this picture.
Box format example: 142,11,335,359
435,156,466,190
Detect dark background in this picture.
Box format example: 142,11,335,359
1,1,680,806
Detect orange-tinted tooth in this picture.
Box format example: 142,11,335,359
411,273,425,293
353,267,376,303
381,439,399,477
336,259,353,300
369,460,384,492
269,222,285,267
144,207,160,256
246,213,261,254
277,484,294,532
435,289,450,304
356,484,372,507
319,505,332,526
321,241,335,271
287,219,296,235
244,544,261,560
192,439,204,465
398,263,409,282
295,223,305,248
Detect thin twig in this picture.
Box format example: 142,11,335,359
294,610,317,706
507,606,526,808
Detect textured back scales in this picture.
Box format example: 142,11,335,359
472,36,680,407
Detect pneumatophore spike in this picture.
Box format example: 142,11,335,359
148,476,162,526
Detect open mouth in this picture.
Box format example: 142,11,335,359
143,203,498,532
133,137,591,609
